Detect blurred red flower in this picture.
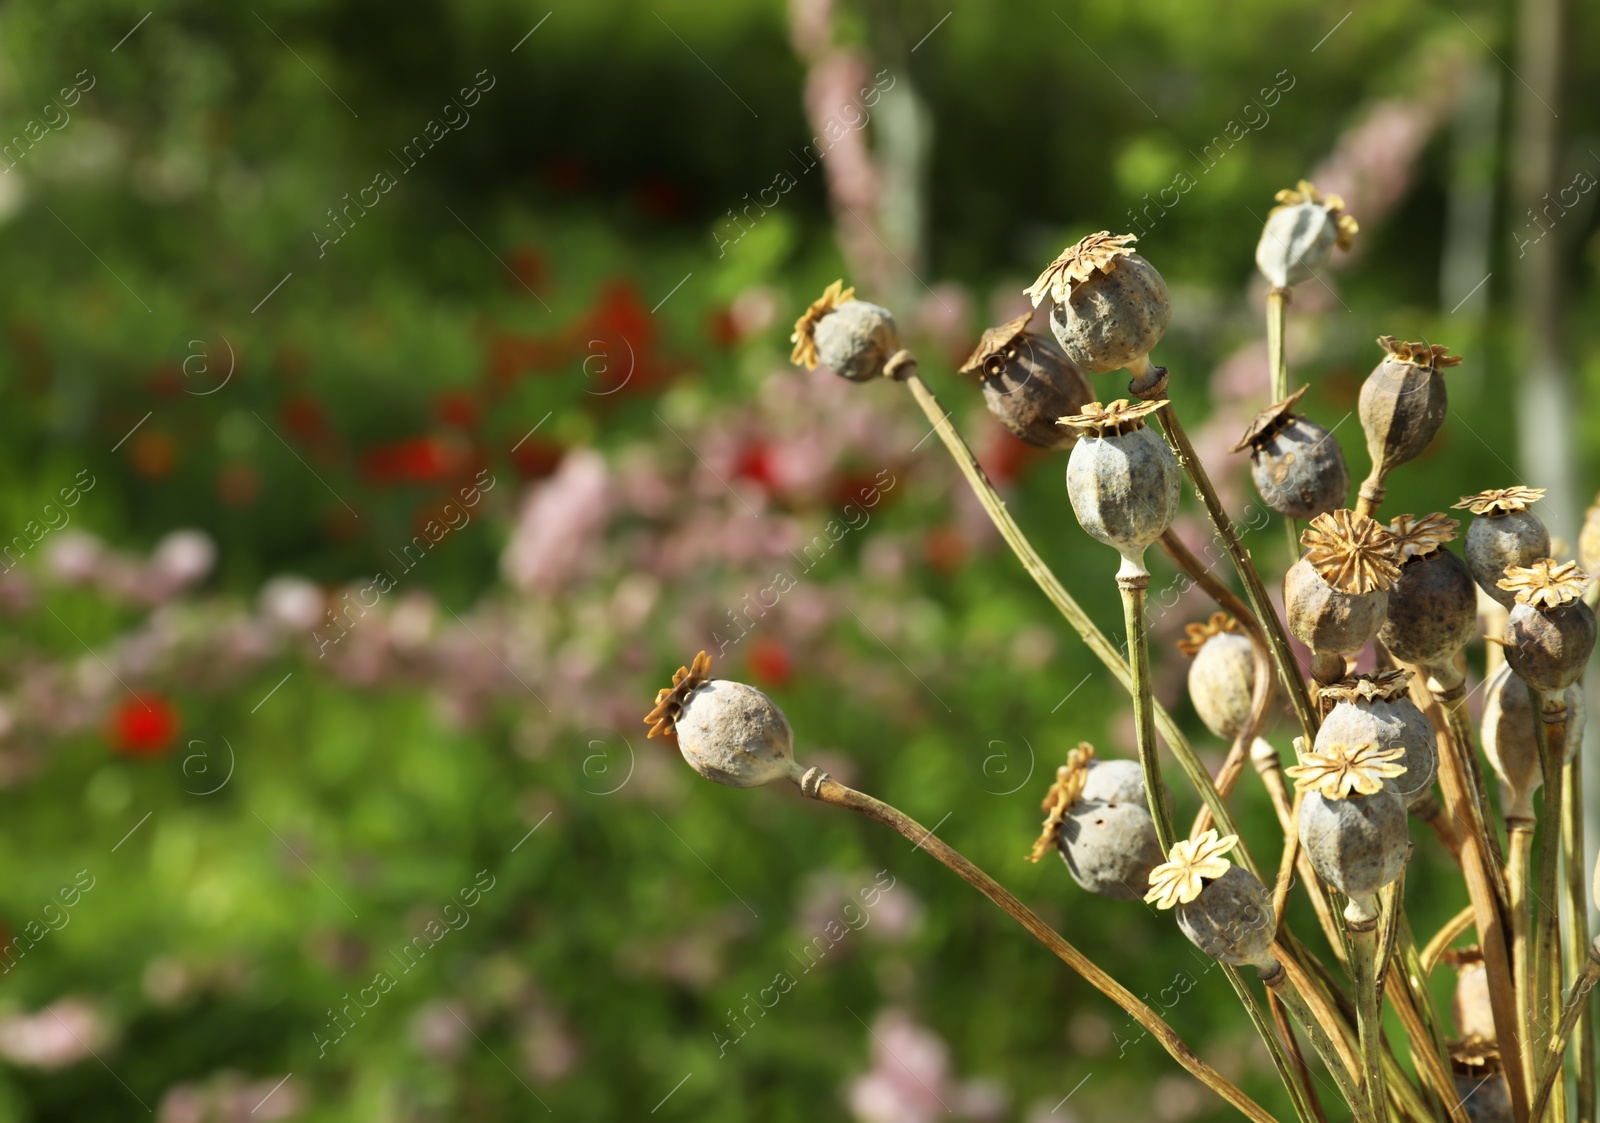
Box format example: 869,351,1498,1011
107,695,180,757
746,637,792,687
433,391,480,429
362,436,465,485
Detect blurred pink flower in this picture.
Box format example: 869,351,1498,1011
502,449,612,594
848,1009,1007,1123
43,530,103,584
0,997,109,1069
258,577,325,633
148,530,217,598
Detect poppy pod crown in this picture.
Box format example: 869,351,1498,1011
1301,510,1402,595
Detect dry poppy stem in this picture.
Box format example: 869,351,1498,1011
1120,577,1177,852
898,366,1259,872
1156,530,1276,839
1407,677,1530,1118
1391,918,1465,1123
1263,288,1303,563
1419,905,1476,975
1528,937,1600,1123
1268,989,1330,1123
795,768,1283,1123
1348,917,1388,1123
1562,751,1594,1123
1268,950,1373,1123
1531,697,1567,1121
1223,964,1321,1123
1429,674,1513,914
1507,819,1538,1106
1127,366,1320,745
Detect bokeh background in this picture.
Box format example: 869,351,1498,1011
0,0,1597,1119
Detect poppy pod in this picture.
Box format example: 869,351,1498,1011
1231,385,1350,519
959,313,1093,450
1499,559,1597,697
1297,784,1408,925
1144,831,1275,967
1450,1043,1513,1123
1481,662,1543,821
1030,747,1163,901
1255,180,1359,289
1314,670,1437,811
789,280,900,383
1378,513,1477,670
1453,487,1552,608
1024,232,1171,375
1284,510,1402,681
644,651,803,788
1177,614,1254,741
1059,399,1181,580
1357,336,1459,504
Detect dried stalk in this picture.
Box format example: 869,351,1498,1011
1348,916,1388,1123
1531,695,1566,1121
1264,286,1301,562
1507,819,1538,1106
1268,951,1373,1123
1528,937,1600,1123
1428,671,1513,915
797,769,1282,1123
1562,751,1593,1123
1419,905,1476,975
1120,577,1176,851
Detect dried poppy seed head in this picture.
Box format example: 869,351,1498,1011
1444,946,1496,1043
1255,180,1359,289
1178,614,1255,740
1061,400,1181,580
1313,672,1438,810
1286,736,1408,800
1358,336,1459,498
789,280,900,382
1298,785,1408,923
1455,488,1551,608
1175,865,1277,968
1504,597,1597,697
1379,517,1477,670
961,314,1094,450
1029,747,1161,899
1481,662,1543,821
1285,511,1401,667
1449,1039,1512,1123
1025,232,1171,374
1232,386,1350,519
644,651,802,788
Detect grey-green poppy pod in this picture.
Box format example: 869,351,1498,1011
1178,614,1255,741
1283,510,1402,677
1316,671,1437,811
645,651,802,788
789,280,900,383
1060,399,1181,580
1481,662,1543,822
1454,487,1551,608
1057,796,1164,902
1498,559,1597,697
1232,386,1350,520
1025,232,1170,374
1175,866,1276,967
1298,786,1408,925
1378,513,1477,669
960,313,1093,450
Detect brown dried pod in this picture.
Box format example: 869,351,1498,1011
1481,662,1543,821
959,313,1093,450
1450,1043,1513,1123
1315,671,1438,810
1454,487,1551,608
1178,614,1254,740
1357,336,1460,502
1231,386,1350,519
1500,559,1596,696
1444,946,1496,1044
644,651,802,788
1378,513,1477,670
1284,510,1402,678
1025,232,1171,374
789,280,900,382
1580,490,1600,576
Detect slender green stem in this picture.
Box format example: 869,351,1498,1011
1563,751,1594,1123
1349,915,1388,1123
1264,288,1301,564
898,368,1257,871
796,768,1283,1123
1529,937,1600,1123
1132,373,1319,745
1120,578,1175,851
1226,965,1320,1123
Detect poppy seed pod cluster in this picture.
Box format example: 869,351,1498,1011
1231,385,1350,519
1024,232,1171,377
1254,180,1359,290
959,313,1094,450
789,280,901,382
644,651,803,788
1284,509,1402,683
1453,486,1552,608
1356,337,1459,510
1499,558,1597,698
1030,745,1163,901
1178,614,1255,741
1059,399,1181,580
1378,512,1479,680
